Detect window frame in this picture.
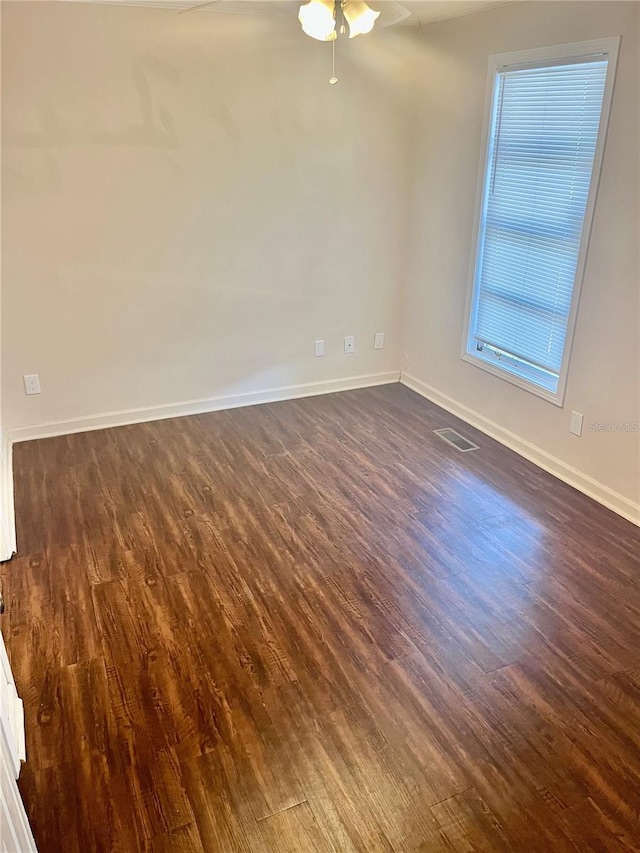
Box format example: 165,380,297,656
461,37,621,406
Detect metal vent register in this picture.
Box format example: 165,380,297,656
433,428,479,452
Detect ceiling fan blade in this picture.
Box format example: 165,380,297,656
178,0,300,16
368,1,413,28
178,1,219,14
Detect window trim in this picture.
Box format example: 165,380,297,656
461,37,621,407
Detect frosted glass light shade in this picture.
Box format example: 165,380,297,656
298,0,337,41
342,0,380,37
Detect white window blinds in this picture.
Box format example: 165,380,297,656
468,54,610,395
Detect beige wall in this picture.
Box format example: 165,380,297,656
402,1,640,509
2,1,639,518
0,2,14,562
2,1,409,432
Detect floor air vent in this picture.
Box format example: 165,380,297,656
433,427,479,452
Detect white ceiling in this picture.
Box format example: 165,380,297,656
46,0,516,27
395,1,515,25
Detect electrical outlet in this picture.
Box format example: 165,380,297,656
23,374,41,395
570,410,583,436
314,340,325,357
374,332,385,350
344,335,355,354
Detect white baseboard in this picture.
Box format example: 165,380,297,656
401,372,640,527
8,371,401,443
0,430,17,562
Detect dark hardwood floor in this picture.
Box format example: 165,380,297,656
1,383,639,852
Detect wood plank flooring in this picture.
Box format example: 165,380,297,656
1,383,640,852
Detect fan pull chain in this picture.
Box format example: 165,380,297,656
329,36,338,85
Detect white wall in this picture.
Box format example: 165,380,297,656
1,1,638,524
402,1,639,519
2,1,410,437
0,2,16,562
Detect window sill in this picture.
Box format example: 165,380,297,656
461,350,565,407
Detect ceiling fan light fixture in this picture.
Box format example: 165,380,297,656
298,0,337,41
342,0,380,38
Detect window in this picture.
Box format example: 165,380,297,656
463,38,619,404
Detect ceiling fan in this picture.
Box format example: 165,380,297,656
178,0,414,83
